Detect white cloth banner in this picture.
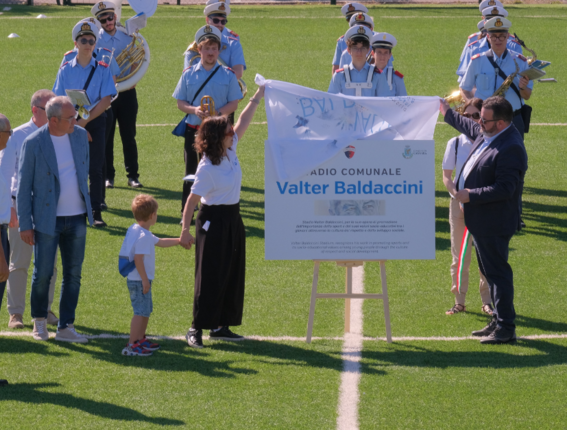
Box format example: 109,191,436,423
255,74,440,181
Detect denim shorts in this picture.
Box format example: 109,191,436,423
127,279,153,317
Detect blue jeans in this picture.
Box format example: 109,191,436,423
30,214,87,329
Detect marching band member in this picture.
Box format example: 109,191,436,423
184,0,246,81
338,13,376,68
173,25,242,214
91,1,144,190
460,17,533,137
457,7,521,83
372,33,407,97
332,2,368,74
52,20,117,227
328,25,379,97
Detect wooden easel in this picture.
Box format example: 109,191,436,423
305,260,392,343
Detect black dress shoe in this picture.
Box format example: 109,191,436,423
100,201,108,211
472,317,497,337
92,210,107,228
480,328,517,345
127,177,143,188
105,179,114,189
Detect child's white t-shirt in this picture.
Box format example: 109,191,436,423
121,224,159,281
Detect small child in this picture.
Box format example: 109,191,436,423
120,194,180,356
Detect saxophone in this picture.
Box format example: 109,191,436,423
492,58,520,97
513,33,537,65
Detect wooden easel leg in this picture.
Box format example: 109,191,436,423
380,261,392,343
306,261,320,343
345,266,352,333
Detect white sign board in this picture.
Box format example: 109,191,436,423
265,139,435,260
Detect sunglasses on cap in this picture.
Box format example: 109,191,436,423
211,17,227,25
78,38,96,46
463,112,481,120
98,13,115,24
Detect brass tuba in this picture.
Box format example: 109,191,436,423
444,90,466,114
492,59,520,98
185,41,247,99
115,28,150,92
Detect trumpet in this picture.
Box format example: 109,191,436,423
77,105,90,120
186,41,247,99
444,90,466,114
200,95,216,116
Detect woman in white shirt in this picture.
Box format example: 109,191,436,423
442,98,493,316
180,86,265,348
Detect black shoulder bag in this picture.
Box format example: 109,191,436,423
486,51,532,133
172,65,221,137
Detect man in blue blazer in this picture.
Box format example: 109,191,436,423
17,96,94,343
440,96,528,344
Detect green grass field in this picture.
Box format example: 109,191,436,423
1,4,567,429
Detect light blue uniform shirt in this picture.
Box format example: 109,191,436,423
53,56,117,111
60,47,120,77
172,61,242,127
339,50,394,69
184,27,246,71
375,68,407,97
457,35,522,82
328,62,380,97
460,49,533,111
332,35,348,66
96,29,133,78
459,32,482,63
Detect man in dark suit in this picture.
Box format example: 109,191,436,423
440,96,528,344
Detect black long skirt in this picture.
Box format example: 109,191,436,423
192,203,246,330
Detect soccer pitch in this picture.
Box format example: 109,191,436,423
1,4,567,429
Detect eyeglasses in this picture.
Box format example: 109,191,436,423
78,38,96,46
35,106,46,111
98,13,114,24
480,117,499,124
463,112,481,120
211,18,227,25
1,130,13,137
350,47,368,53
59,115,77,123
489,33,508,41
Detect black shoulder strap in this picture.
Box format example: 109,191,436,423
83,60,98,93
485,50,522,100
190,65,221,106
454,135,460,166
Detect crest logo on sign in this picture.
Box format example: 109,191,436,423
402,145,413,159
344,145,356,159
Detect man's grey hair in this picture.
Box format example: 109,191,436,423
46,96,74,120
31,89,56,109
0,113,10,132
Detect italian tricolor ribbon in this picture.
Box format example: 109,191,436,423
457,227,471,294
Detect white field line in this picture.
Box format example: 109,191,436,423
336,265,365,430
1,330,566,341
140,122,567,127
2,15,566,20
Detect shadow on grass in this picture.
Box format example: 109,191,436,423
52,329,383,377
0,337,68,357
0,382,185,425
361,338,567,370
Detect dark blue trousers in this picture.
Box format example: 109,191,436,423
85,113,107,212
473,234,516,332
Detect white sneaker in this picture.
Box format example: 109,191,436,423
46,311,59,326
33,318,49,341
55,324,88,344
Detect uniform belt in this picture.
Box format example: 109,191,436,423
187,124,200,130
